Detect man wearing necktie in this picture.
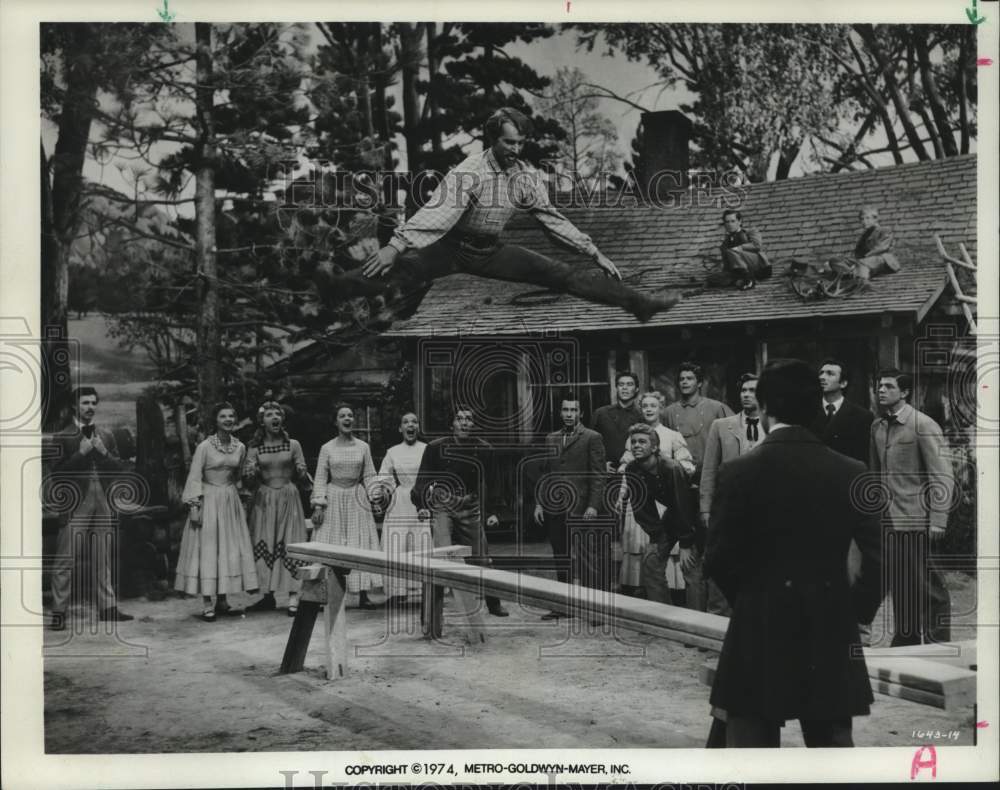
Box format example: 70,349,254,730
809,359,877,644
810,358,874,466
534,395,607,620
45,387,133,630
869,369,953,646
699,372,763,617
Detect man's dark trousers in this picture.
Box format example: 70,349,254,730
546,513,615,593
322,236,650,314
430,493,502,611
884,524,951,646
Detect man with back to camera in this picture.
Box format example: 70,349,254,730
870,369,953,646
663,361,733,612
318,107,682,323
705,359,882,747
411,405,509,617
533,394,608,619
46,386,134,630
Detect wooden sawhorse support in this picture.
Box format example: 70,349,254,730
279,563,349,680
279,545,487,680
419,545,487,644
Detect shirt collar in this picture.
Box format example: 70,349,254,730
823,395,845,414
74,417,95,430
484,147,521,175
885,402,912,421
740,411,759,426
681,394,702,408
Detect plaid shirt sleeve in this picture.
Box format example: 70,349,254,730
524,174,599,257
388,168,479,252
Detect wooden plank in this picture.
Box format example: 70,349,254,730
864,641,976,670
288,543,728,645
323,570,348,680
700,651,974,712
286,543,974,711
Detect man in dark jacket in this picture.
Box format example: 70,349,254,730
719,209,772,291
534,395,608,619
411,405,508,617
809,357,877,645
46,387,134,630
810,358,874,465
620,424,696,605
705,359,882,747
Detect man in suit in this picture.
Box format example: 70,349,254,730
810,358,874,465
664,361,733,612
412,405,509,617
46,387,134,630
698,372,763,617
811,357,877,645
534,395,608,619
705,359,882,747
870,369,953,646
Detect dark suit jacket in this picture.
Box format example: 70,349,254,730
810,399,874,466
45,421,124,525
539,424,605,516
704,426,882,722
410,435,492,512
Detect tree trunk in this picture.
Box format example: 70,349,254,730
855,25,929,160
398,22,424,216
370,23,392,169
957,29,970,154
914,31,958,157
425,23,442,155
43,24,99,430
195,22,221,430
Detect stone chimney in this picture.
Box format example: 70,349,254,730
637,110,692,204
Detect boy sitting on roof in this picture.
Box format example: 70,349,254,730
848,206,900,281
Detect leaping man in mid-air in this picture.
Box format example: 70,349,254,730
318,107,682,323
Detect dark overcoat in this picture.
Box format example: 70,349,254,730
705,426,882,722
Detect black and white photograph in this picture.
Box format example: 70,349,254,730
1,0,998,786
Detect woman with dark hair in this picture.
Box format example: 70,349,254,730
310,403,382,609
175,402,259,621
243,401,309,616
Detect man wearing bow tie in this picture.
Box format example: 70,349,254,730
46,387,133,630
534,395,607,620
870,370,953,646
699,373,763,617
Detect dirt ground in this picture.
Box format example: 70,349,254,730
42,557,978,754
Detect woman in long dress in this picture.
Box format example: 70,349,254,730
310,403,382,608
174,402,259,621
376,412,433,603
243,401,309,616
618,391,695,599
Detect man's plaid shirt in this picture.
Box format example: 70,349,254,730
388,149,599,258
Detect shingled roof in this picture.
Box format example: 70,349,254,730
386,154,976,337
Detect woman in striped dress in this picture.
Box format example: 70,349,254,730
309,403,382,608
